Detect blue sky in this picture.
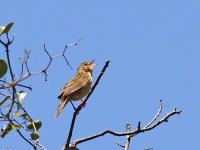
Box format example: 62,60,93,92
1,0,200,149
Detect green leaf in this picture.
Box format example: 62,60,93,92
0,26,5,35
1,124,13,138
11,124,19,129
30,133,39,140
14,111,20,117
0,96,10,106
4,113,10,119
16,91,27,109
20,113,28,118
0,22,14,35
0,59,8,78
27,120,42,131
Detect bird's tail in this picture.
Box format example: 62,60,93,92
55,96,68,118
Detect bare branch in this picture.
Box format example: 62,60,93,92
115,142,125,148
0,39,6,46
16,39,80,83
15,83,32,91
0,79,32,91
70,103,181,148
1,40,80,91
2,34,17,117
144,100,163,129
125,123,131,150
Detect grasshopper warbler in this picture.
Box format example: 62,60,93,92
55,61,96,117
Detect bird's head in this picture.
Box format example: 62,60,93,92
77,61,96,73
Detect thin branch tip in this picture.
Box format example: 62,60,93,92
105,60,110,64
137,121,141,130
115,142,125,148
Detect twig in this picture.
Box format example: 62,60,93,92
36,143,47,150
1,40,80,90
0,108,36,149
5,34,15,82
15,83,32,91
0,80,32,91
115,142,125,148
16,129,37,150
115,123,131,149
125,123,131,150
64,60,110,150
2,34,17,117
16,39,80,83
144,100,162,128
62,45,72,70
0,92,8,97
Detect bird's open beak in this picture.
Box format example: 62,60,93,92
89,60,96,69
90,63,96,69
90,59,96,69
91,59,95,63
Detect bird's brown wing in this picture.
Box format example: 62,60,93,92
58,76,87,99
56,76,87,117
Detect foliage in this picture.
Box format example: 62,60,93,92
0,22,78,150
0,59,7,78
0,22,44,149
0,22,14,36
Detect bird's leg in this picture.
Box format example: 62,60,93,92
70,100,76,111
80,99,86,108
70,101,80,115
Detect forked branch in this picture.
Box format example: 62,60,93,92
68,101,181,149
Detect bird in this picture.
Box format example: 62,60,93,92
55,61,96,117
